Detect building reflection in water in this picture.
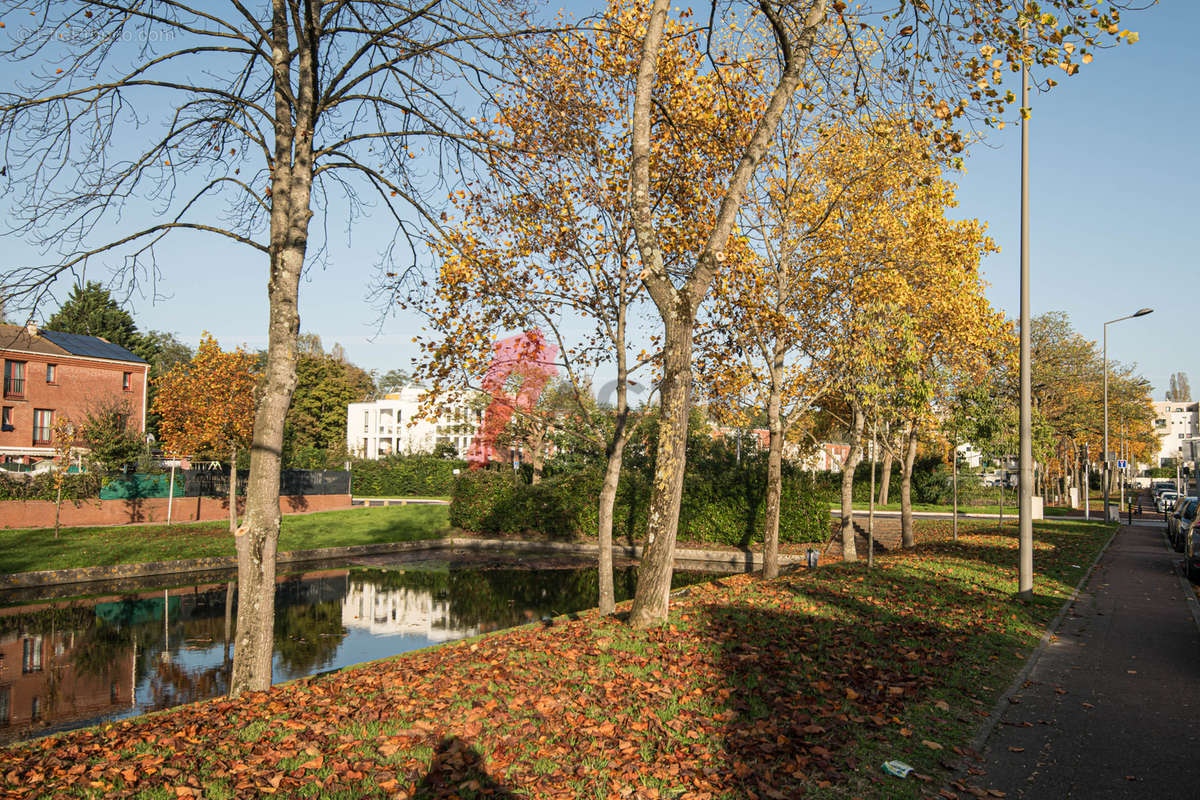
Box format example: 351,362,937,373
341,581,477,641
0,562,707,745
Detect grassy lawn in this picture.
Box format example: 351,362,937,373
0,504,451,576
0,517,1114,799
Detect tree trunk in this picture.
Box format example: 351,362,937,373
230,2,315,695
762,342,787,580
624,0,826,629
596,432,627,616
952,433,958,542
838,400,865,562
528,426,546,485
878,445,893,506
55,481,62,539
229,446,238,533
596,259,636,616
223,580,235,673
900,425,918,549
763,391,784,580
629,314,694,629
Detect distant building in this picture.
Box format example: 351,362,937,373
1152,400,1200,466
0,324,149,466
956,442,983,469
346,387,483,459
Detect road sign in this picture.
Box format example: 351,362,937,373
1117,459,1128,470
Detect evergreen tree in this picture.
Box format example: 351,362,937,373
45,282,152,359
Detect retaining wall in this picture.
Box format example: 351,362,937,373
0,493,351,529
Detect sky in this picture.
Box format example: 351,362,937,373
3,1,1197,399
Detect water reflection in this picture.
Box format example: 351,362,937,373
0,562,709,745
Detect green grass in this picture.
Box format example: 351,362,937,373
0,504,451,576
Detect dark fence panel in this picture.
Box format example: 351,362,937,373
182,468,349,498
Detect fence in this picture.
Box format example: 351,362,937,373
99,469,350,500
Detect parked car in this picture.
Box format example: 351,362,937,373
1158,491,1180,514
1169,497,1199,552
1155,483,1179,502
1184,512,1200,580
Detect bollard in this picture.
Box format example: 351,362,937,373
806,548,819,569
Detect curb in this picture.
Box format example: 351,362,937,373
0,537,809,593
968,522,1120,755
438,537,808,569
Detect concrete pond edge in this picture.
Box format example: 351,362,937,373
0,536,814,592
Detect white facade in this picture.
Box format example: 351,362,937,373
956,442,983,469
341,581,476,642
347,387,483,459
1153,401,1200,466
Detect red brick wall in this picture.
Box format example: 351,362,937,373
1,352,147,457
0,494,350,529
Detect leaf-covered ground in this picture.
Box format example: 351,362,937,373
0,518,1111,799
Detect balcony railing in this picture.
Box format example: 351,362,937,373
3,377,24,399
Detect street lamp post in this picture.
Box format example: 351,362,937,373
1103,308,1153,523
1016,22,1033,600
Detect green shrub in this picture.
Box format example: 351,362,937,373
351,455,467,497
0,471,103,502
451,454,831,545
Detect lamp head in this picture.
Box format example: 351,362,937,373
1134,308,1154,317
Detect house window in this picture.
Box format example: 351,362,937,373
1,407,11,432
32,409,52,445
2,361,25,399
30,697,41,722
122,372,132,391
22,636,43,673
0,686,9,725
45,364,56,383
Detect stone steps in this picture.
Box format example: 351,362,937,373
822,516,903,562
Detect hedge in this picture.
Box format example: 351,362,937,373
450,459,832,547
350,455,467,497
0,471,103,502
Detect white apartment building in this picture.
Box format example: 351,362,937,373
346,387,483,459
1153,401,1200,466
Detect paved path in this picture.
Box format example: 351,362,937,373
970,521,1200,798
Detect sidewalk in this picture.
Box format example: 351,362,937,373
968,521,1200,798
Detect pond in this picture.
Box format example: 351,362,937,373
0,553,719,746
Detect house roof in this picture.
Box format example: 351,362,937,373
0,324,147,365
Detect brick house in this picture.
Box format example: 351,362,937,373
0,323,149,465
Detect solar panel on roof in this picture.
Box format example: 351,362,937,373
39,330,147,364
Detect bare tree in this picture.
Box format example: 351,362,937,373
0,0,537,695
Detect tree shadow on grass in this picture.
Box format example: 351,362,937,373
413,736,518,799
697,561,1049,796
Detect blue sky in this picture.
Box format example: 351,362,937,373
4,1,1196,398
953,0,1199,399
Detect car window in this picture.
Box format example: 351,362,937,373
1187,500,1199,519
